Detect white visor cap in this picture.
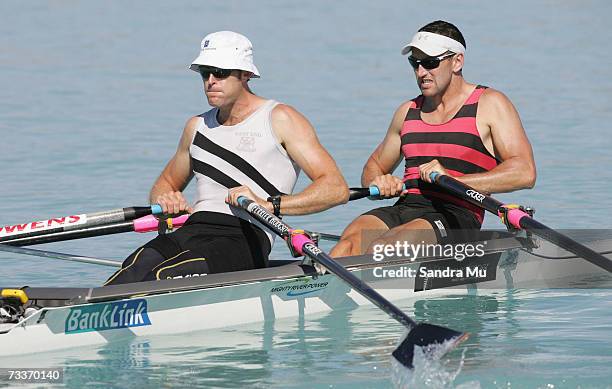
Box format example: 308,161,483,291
401,31,466,57
190,31,260,78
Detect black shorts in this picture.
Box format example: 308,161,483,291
105,211,271,285
363,195,481,243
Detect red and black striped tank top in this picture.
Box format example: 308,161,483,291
401,85,499,224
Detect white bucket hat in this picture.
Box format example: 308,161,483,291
401,31,466,57
189,31,260,78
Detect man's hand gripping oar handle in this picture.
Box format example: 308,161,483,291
236,195,468,369
349,184,406,201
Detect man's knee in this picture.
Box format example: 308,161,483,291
330,237,356,257
105,247,166,285
148,251,210,281
386,219,436,241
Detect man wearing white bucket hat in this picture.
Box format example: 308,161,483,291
331,20,536,257
106,31,349,285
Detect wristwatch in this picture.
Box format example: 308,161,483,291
267,195,282,217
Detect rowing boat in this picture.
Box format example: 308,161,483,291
2,229,611,357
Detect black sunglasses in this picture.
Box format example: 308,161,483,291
199,66,235,80
408,52,455,70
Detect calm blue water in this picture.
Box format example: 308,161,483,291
1,1,611,387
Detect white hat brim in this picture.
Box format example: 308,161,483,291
401,42,447,57
189,54,260,78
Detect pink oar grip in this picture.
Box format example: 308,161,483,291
168,214,189,229
504,208,530,229
133,214,189,233
133,215,158,232
289,233,313,256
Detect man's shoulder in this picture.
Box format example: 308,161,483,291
181,115,205,140
479,87,513,107
271,103,308,124
476,86,521,126
392,99,418,120
185,115,204,130
271,102,296,115
400,98,419,110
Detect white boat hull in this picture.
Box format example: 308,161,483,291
1,235,610,357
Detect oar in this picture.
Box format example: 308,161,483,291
429,172,612,273
349,187,375,201
0,205,163,243
237,196,468,368
348,185,406,201
2,214,189,246
312,185,405,241
0,244,121,267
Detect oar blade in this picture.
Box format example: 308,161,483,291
392,323,469,369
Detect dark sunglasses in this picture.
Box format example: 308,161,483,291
408,52,455,70
199,66,235,80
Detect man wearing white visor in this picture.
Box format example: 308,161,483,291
106,31,349,285
331,20,536,257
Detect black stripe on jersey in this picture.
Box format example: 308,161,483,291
453,103,478,119
404,100,478,122
192,158,242,189
403,85,487,122
193,132,282,196
401,131,495,158
404,156,488,174
405,108,421,121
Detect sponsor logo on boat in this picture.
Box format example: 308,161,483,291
65,299,151,334
0,215,86,238
466,189,485,203
270,278,329,297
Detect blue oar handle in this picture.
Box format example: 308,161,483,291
367,186,381,197
367,184,406,199
151,204,163,215
429,171,441,183
237,196,249,208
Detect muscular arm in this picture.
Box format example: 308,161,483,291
149,117,197,206
272,104,349,215
456,89,536,193
361,101,412,186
